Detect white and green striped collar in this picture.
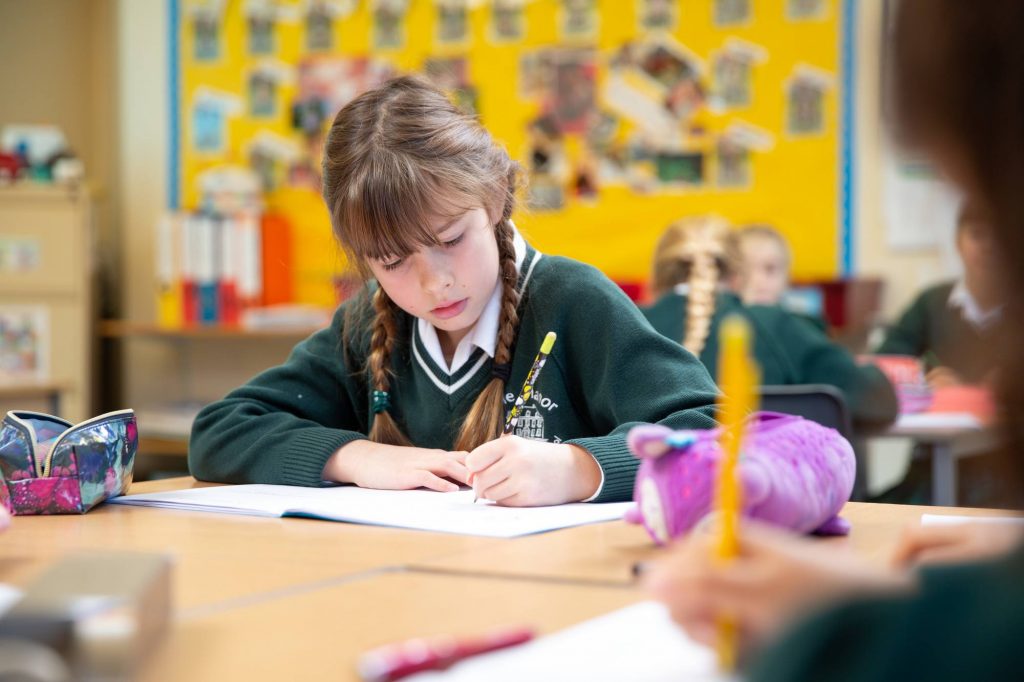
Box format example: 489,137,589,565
413,230,542,393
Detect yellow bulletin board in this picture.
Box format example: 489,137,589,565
170,0,854,306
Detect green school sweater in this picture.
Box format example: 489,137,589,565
188,246,720,502
641,291,898,427
749,544,1024,681
876,281,1002,383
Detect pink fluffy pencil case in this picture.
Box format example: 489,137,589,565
626,412,855,545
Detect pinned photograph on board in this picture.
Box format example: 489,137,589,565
711,39,766,110
306,2,334,51
437,0,469,45
787,0,828,20
191,88,242,154
193,103,225,152
0,306,49,382
655,151,704,186
248,61,295,119
491,0,525,42
717,121,772,186
714,0,750,26
551,50,597,134
717,138,750,187
638,42,700,91
604,38,705,143
638,0,676,32
249,72,277,118
559,0,598,41
246,1,275,55
786,66,831,135
192,10,222,61
423,57,478,115
372,0,408,50
247,131,303,191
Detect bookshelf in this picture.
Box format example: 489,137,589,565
0,184,94,422
101,320,323,461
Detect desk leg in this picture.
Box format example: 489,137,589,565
931,443,957,507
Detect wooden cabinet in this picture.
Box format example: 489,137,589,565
0,184,94,421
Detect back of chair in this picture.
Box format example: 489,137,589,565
758,384,852,440
758,384,865,499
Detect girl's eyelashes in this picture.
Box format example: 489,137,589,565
378,233,462,271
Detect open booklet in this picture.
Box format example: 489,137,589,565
110,485,633,538
404,601,731,682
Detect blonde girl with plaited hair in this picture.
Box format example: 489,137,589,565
189,76,720,506
641,216,899,428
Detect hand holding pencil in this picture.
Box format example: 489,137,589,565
464,332,602,506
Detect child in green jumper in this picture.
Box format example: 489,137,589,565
640,217,898,428
188,76,719,506
876,200,1003,387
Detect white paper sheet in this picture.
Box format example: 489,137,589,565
110,485,632,538
922,514,1024,527
405,601,730,682
894,413,982,431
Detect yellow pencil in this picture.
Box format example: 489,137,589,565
472,331,557,503
715,315,758,671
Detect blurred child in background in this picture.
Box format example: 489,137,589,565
876,201,1004,388
641,217,897,429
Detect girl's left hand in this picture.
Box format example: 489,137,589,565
465,436,602,506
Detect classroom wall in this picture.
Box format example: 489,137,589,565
0,0,120,313
112,0,959,411
852,0,950,321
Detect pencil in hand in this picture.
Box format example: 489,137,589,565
472,331,557,503
714,315,758,671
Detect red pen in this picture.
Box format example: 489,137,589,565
357,626,535,682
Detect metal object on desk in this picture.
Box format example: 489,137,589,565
0,552,172,681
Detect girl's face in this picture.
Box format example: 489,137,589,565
368,206,500,344
737,236,789,306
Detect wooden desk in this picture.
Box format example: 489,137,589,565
406,501,1021,585
141,571,643,682
3,476,1017,681
0,478,500,616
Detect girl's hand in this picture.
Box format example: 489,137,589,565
0,505,9,532
465,436,602,506
644,522,913,652
890,521,1024,568
323,440,469,492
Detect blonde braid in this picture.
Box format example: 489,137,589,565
683,246,719,356
651,218,732,357
454,217,520,451
367,287,413,446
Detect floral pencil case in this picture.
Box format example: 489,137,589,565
0,409,138,515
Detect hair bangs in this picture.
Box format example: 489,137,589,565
335,149,490,269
